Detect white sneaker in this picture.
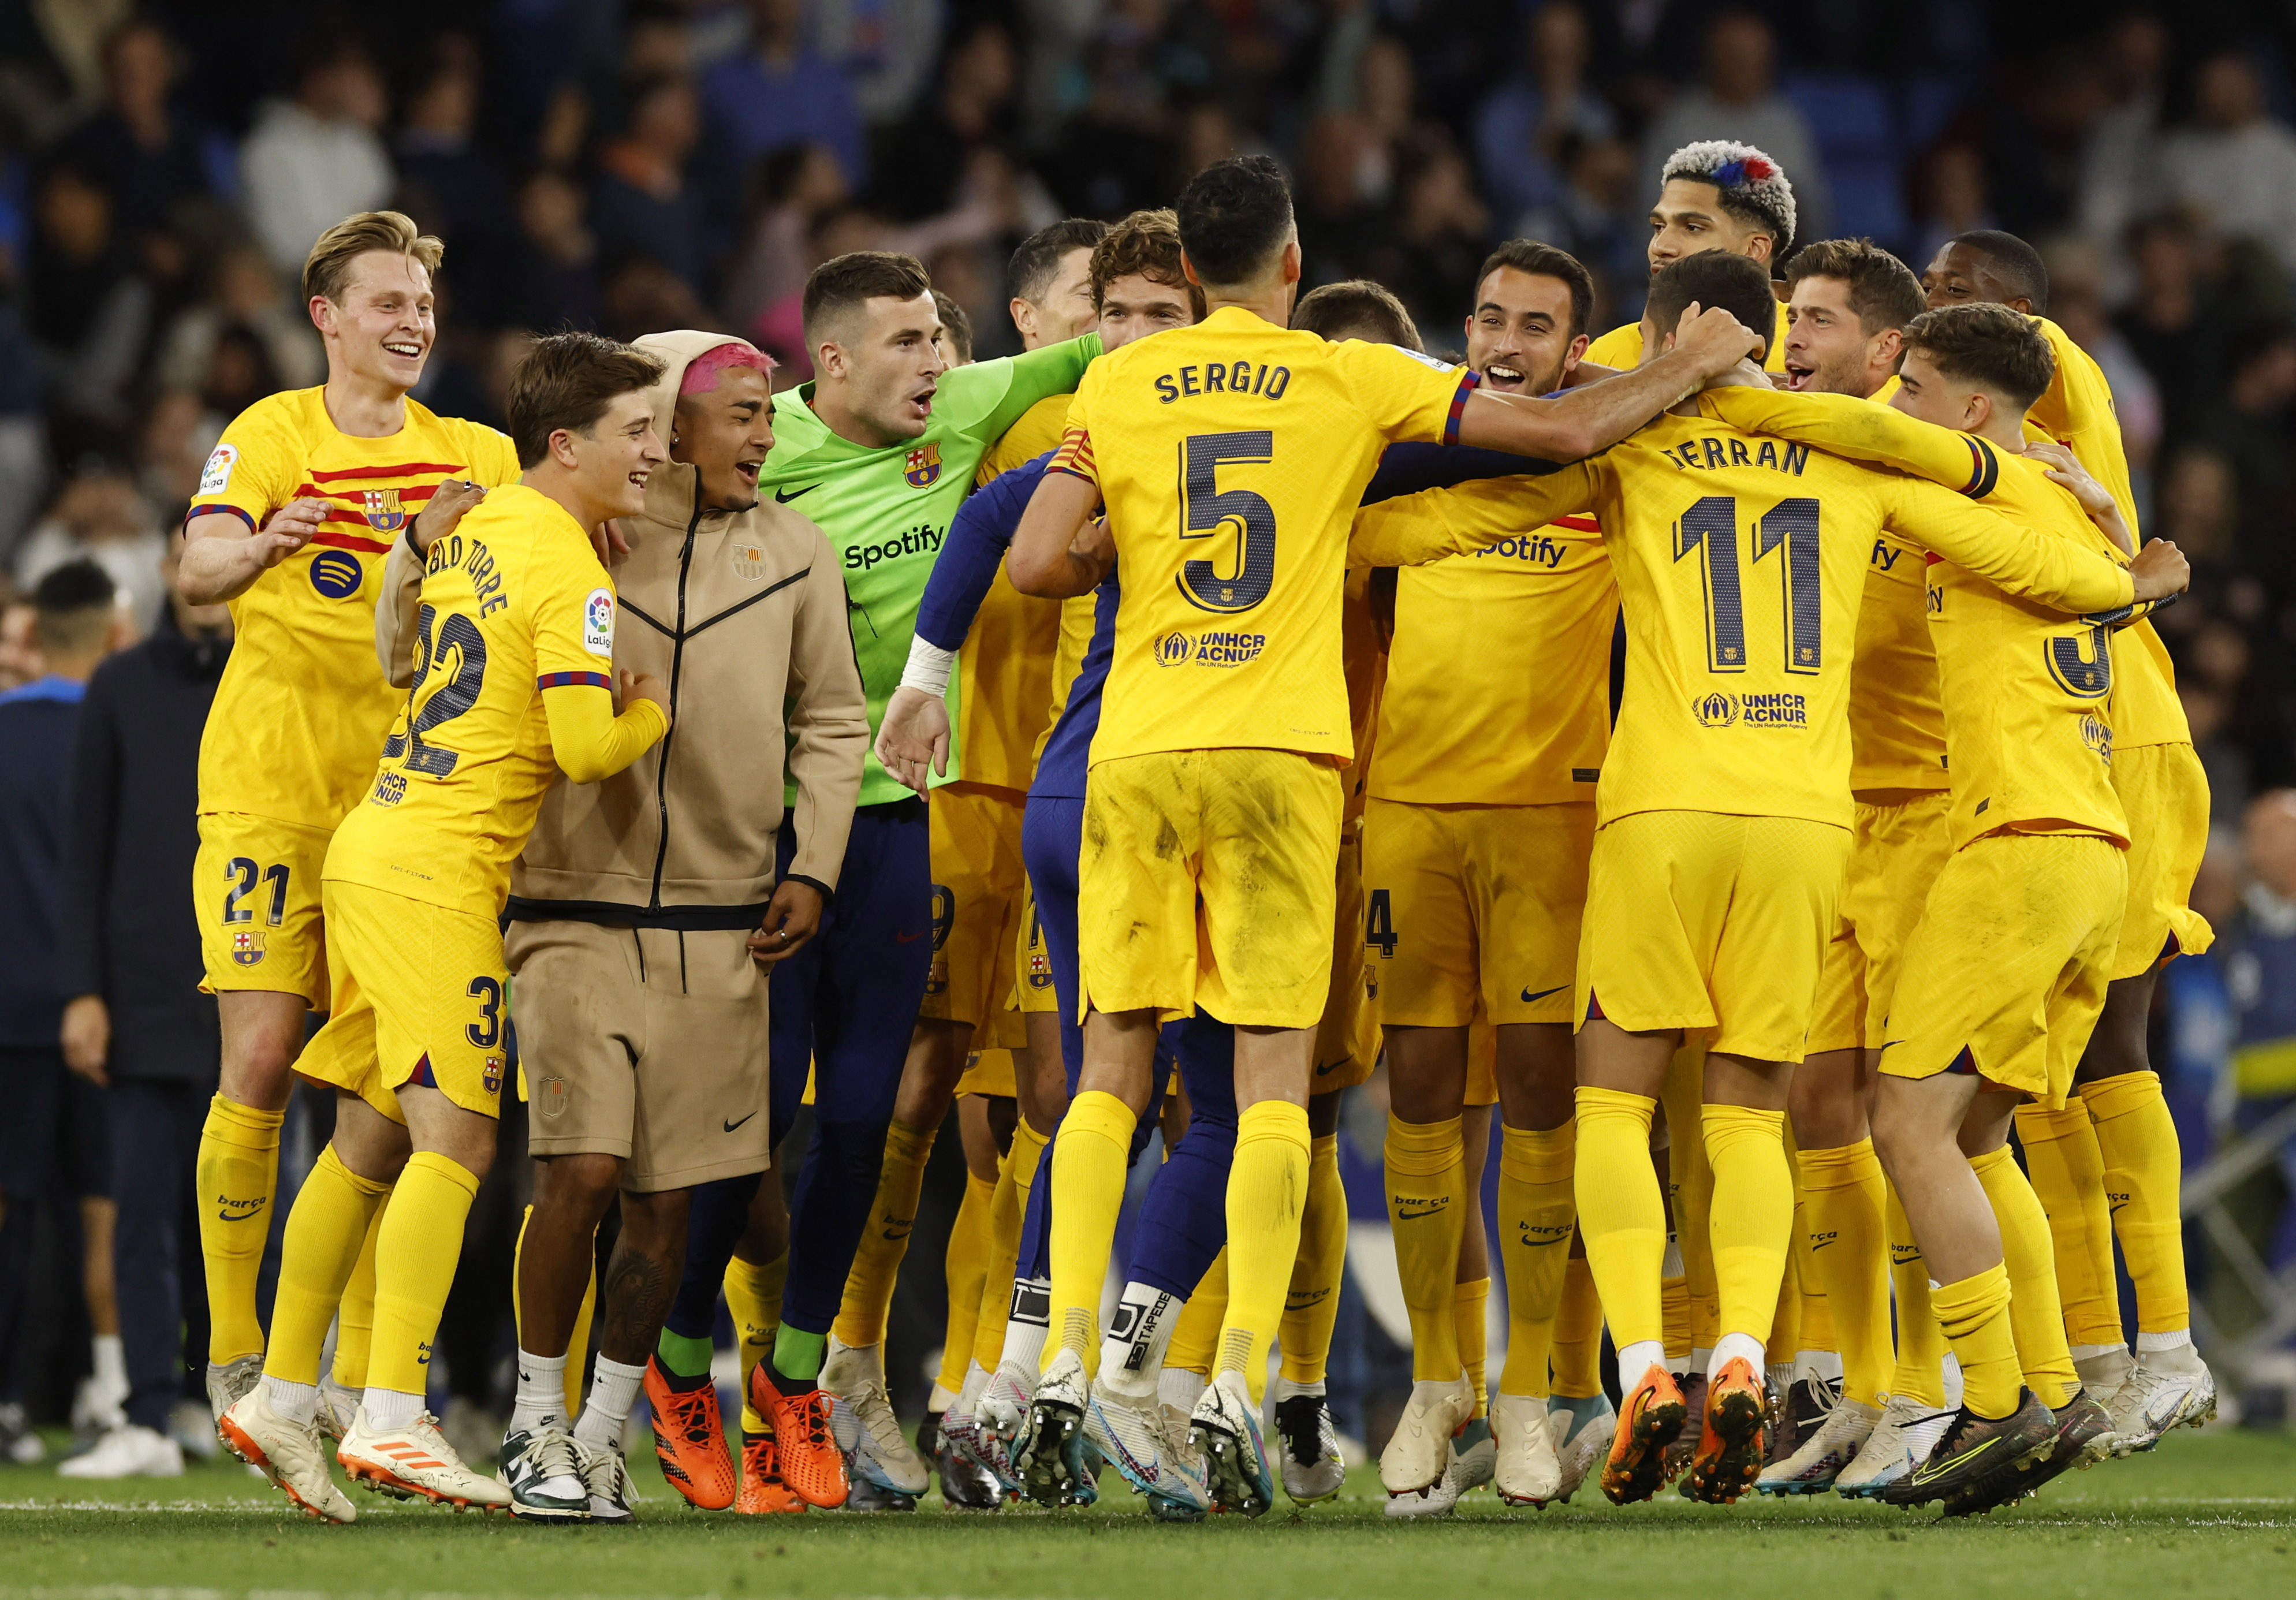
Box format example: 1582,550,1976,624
821,1338,929,1495
1383,1431,1494,1519
1491,1394,1561,1506
317,1376,361,1444
969,1358,1035,1494
58,1424,184,1480
576,1435,637,1523
1087,1379,1210,1518
219,1386,357,1522
337,1406,513,1509
498,1423,590,1521
205,1354,262,1422
2075,1347,2135,1410
2106,1351,2217,1454
1188,1369,1273,1518
1833,1392,1957,1498
1758,1394,1880,1494
1378,1375,1474,1494
1549,1393,1613,1503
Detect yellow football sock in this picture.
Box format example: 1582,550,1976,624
1497,1122,1574,1398
1455,1277,1491,1418
329,1196,386,1390
2013,1099,2123,1349
1279,1133,1345,1385
1167,1249,1227,1375
1046,1091,1135,1364
1932,1262,2022,1419
1792,1151,1837,1357
263,1146,389,1387
1217,1102,1311,1405
1551,1253,1603,1397
1574,1087,1665,1349
936,1172,998,1394
510,1204,597,1419
367,1151,481,1399
2083,1071,2191,1336
832,1120,936,1348
1703,1104,1791,1349
1970,1146,2078,1409
1661,1274,1690,1361
1798,1140,1892,1406
1385,1113,1467,1381
198,1094,284,1363
1886,1184,1945,1407
970,1116,1048,1370
726,1249,787,1434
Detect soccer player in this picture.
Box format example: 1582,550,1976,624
397,334,866,1522
222,331,673,1519
1580,140,1798,375
1004,155,1761,1516
1922,230,2217,1448
1354,241,1616,1512
823,221,1106,1506
1352,249,2151,1509
651,250,1099,1513
180,211,515,1424
1695,305,2192,1508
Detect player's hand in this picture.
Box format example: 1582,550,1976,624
2129,538,2190,602
61,995,109,1087
410,479,486,552
749,879,825,967
877,684,951,795
2027,441,2112,512
1671,301,1764,379
252,497,327,568
591,519,633,569
618,669,672,723
1702,356,1775,391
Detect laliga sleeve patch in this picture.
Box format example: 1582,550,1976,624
583,587,615,657
199,443,237,495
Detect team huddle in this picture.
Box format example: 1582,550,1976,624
176,134,2213,1531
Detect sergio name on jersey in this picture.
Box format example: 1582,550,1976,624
1049,307,1473,766
325,485,668,918
188,388,520,830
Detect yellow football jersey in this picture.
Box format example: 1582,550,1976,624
325,485,668,918
1052,307,1470,764
188,389,519,831
955,393,1072,791
1341,567,1386,818
1369,513,1613,806
1582,297,1792,374
1354,412,2134,830
1846,531,1947,793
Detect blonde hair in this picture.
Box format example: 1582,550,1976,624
302,210,445,306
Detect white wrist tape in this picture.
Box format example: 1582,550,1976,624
899,636,957,699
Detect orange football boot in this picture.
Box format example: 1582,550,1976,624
1601,1362,1688,1505
748,1363,849,1508
737,1432,808,1515
1683,1356,1769,1504
646,1357,736,1511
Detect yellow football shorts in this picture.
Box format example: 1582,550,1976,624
1881,830,2128,1107
1079,748,1343,1029
922,782,1030,1050
2111,741,2214,980
195,812,333,1007
299,879,511,1124
1807,789,1954,1053
1313,814,1379,1092
956,1049,1017,1098
1364,797,1595,1030
1575,810,1850,1062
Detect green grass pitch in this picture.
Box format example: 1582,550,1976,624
3,1425,2291,1599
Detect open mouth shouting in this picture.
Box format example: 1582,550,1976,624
734,458,762,490
1781,355,1819,391
904,381,937,423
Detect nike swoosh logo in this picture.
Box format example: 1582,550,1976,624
1393,1206,1451,1222
1519,1236,1569,1247
724,1110,758,1133
1876,1040,1906,1051
217,1208,267,1223
774,484,820,503
895,930,927,943
1520,984,1567,1004
1909,1433,1997,1484
1313,1058,1351,1076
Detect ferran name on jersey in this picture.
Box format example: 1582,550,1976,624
1657,434,1813,476
422,532,510,617
1153,361,1291,404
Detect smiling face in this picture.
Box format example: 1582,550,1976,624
314,249,435,394
1096,271,1197,352
817,290,945,445
560,389,667,523
1464,265,1585,396
1782,274,1898,397
674,364,773,511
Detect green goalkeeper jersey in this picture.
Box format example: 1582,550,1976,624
762,334,1101,808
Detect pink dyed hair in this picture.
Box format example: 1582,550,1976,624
680,341,775,394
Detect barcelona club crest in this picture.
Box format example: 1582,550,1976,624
482,1056,505,1096
230,929,266,967
363,487,407,532
903,441,942,488
1027,949,1054,990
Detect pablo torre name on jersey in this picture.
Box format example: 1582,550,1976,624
370,531,511,810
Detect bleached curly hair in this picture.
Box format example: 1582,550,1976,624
1660,140,1798,262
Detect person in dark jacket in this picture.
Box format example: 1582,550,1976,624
0,562,124,1467
52,555,230,1478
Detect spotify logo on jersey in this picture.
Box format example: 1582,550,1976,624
310,549,363,599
